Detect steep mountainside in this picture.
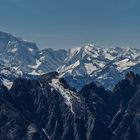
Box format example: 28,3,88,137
1,31,140,91
58,44,140,90
0,31,67,88
1,71,140,140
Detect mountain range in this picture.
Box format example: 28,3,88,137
0,31,67,88
58,44,140,91
0,31,140,91
1,31,140,140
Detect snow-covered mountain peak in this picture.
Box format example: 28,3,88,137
82,43,95,50
58,45,140,91
122,48,140,59
68,47,81,58
1,31,140,92
0,31,67,87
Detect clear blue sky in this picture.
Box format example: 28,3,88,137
0,0,140,49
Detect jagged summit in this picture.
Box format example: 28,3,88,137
1,31,140,139
0,31,140,91
58,44,140,91
2,70,140,139
0,31,67,88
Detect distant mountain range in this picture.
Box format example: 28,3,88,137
0,31,67,88
59,44,140,91
0,31,140,90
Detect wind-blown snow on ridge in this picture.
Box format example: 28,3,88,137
50,78,79,114
0,31,67,86
0,31,140,90
58,44,140,90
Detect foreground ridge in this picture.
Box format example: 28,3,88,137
0,71,140,140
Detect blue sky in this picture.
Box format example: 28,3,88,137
0,0,140,49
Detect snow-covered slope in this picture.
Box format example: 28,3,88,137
58,44,140,90
0,31,67,87
38,48,67,73
1,31,140,90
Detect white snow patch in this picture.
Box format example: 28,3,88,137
92,60,106,68
69,47,81,57
104,52,115,60
12,67,23,76
42,129,51,140
0,69,11,75
82,44,101,58
114,59,137,72
87,57,92,61
28,70,40,75
97,75,104,79
40,56,45,61
50,78,77,114
97,62,105,68
28,48,34,52
2,79,13,89
16,70,23,76
72,60,80,68
123,48,140,59
59,60,80,76
28,59,42,69
11,48,17,53
84,63,98,74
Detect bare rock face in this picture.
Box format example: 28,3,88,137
0,83,48,140
1,72,140,140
